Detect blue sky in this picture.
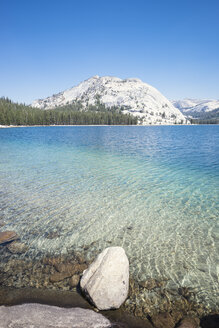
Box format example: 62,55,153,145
1,0,219,104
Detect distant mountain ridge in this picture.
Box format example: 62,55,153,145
172,98,219,115
32,75,187,125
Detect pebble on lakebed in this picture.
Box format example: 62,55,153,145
7,241,28,254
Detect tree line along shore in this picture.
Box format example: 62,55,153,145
0,97,137,126
1,97,218,126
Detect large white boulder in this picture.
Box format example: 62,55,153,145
80,246,129,310
0,304,111,328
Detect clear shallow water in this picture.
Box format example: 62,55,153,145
0,126,218,309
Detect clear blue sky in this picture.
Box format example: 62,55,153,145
1,0,219,104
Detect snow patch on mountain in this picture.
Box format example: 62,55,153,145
32,76,187,124
172,98,219,114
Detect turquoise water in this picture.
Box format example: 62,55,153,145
0,126,218,308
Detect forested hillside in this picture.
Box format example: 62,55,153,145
0,97,137,125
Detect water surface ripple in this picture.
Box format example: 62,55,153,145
0,126,218,309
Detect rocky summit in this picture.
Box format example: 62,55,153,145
32,75,187,125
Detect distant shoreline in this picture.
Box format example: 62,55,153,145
1,123,212,129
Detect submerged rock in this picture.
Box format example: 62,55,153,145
7,241,28,254
0,231,18,245
0,303,112,328
49,272,73,283
80,246,129,310
72,263,87,274
151,312,175,328
139,278,166,290
69,274,80,287
54,262,87,274
44,231,60,239
54,262,76,274
178,316,200,328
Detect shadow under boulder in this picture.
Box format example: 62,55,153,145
200,314,219,328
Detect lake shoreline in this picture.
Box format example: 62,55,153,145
0,275,218,328
0,245,218,327
0,123,199,128
0,286,149,328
